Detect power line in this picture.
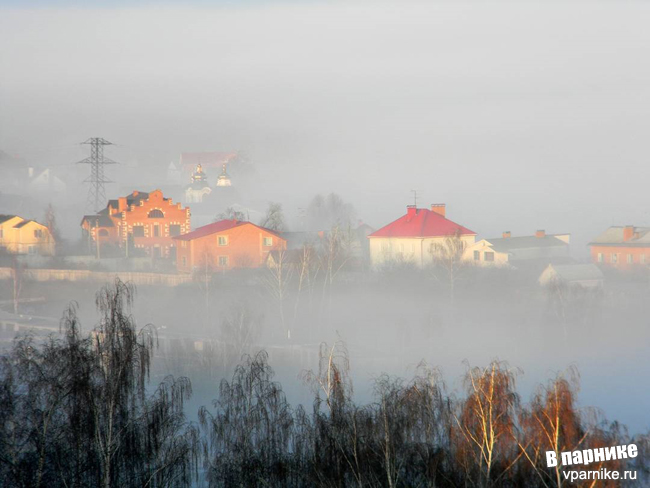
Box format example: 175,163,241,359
77,138,117,213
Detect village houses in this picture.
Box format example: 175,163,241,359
464,230,571,267
81,190,190,258
589,225,650,269
367,204,476,267
174,218,286,272
0,214,55,256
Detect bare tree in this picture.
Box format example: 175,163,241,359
430,230,469,303
259,202,286,231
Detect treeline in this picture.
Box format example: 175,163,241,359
1,281,648,487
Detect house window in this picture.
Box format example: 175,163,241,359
181,241,187,248
153,224,160,237
612,253,618,263
98,229,109,237
0,229,4,238
148,209,164,218
218,255,229,267
474,250,480,261
28,245,36,255
628,254,633,264
597,253,603,263
484,252,494,262
182,256,187,266
169,224,181,236
218,236,228,246
263,237,273,247
34,229,43,238
133,226,145,238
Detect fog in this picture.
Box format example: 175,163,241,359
1,2,650,485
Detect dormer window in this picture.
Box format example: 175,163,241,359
148,209,164,218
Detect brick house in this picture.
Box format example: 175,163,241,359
173,219,286,272
589,225,650,269
81,190,190,258
367,204,476,267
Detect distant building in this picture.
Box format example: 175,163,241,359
185,164,212,203
215,163,232,187
539,263,604,289
179,152,237,182
367,204,476,267
173,219,286,272
464,230,571,267
0,215,55,255
81,190,190,258
589,225,650,269
26,167,67,196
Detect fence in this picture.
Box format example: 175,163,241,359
0,268,192,286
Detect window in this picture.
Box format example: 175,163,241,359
597,253,603,263
28,245,36,255
218,255,229,267
0,229,3,238
181,241,187,248
34,229,43,238
98,229,109,237
484,251,494,262
218,236,228,246
133,226,145,237
612,253,618,263
263,237,273,247
153,224,160,237
148,209,164,218
169,224,181,236
182,256,187,266
628,254,634,264
474,250,480,261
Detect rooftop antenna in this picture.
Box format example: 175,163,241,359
411,189,418,207
77,138,117,213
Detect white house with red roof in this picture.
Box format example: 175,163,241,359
367,204,476,267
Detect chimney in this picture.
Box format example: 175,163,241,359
535,230,546,238
430,203,446,217
406,205,418,219
132,190,139,197
118,197,127,212
623,225,635,242
502,231,511,238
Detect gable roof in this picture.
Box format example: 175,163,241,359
541,264,604,283
589,226,650,247
486,235,569,253
0,215,20,225
173,219,284,241
13,220,34,228
368,207,475,238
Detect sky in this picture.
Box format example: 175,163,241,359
2,0,650,251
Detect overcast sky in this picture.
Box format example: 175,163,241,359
1,0,650,250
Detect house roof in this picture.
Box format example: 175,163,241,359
368,207,475,238
543,264,604,283
13,220,34,228
486,235,568,253
173,219,284,241
0,214,19,225
589,226,650,247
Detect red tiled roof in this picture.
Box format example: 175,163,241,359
173,219,284,241
368,207,475,238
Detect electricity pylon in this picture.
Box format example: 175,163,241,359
77,138,117,212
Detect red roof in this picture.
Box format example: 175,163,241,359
173,219,284,241
369,207,475,238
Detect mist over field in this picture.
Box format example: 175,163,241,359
1,1,650,486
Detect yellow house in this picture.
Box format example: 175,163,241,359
368,205,476,267
0,215,56,256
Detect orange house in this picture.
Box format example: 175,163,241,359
589,225,650,269
173,219,286,272
81,190,190,258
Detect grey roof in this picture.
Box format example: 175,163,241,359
81,215,114,227
589,226,650,246
0,214,18,224
546,264,604,282
13,220,33,228
486,235,568,253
